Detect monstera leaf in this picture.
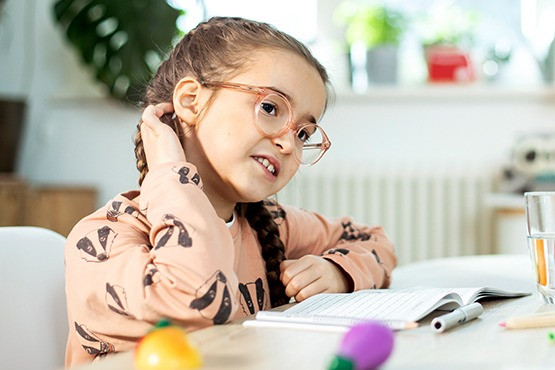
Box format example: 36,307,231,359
53,0,180,105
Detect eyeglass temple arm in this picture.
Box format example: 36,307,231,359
303,142,331,149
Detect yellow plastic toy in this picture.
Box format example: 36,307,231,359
135,319,202,369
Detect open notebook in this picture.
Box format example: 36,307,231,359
243,286,530,331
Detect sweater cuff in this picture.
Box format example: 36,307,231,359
322,254,357,292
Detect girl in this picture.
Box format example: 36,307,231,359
64,17,397,366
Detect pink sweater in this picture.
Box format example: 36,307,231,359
64,162,397,367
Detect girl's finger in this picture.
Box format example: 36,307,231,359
280,257,314,283
141,106,161,127
142,103,174,124
284,268,319,298
154,102,174,114
294,277,324,302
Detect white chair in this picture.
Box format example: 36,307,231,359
0,226,68,370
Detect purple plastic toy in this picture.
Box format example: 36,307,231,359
328,321,395,370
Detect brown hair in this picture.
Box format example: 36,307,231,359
134,17,331,308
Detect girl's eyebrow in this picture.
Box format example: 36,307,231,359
265,85,317,124
265,85,291,100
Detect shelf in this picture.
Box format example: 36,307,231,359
484,193,524,210
335,84,555,104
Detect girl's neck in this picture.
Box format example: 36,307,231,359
183,129,235,222
202,186,235,223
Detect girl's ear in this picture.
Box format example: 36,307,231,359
173,77,205,126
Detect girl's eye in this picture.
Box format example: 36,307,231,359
297,128,311,143
260,101,278,117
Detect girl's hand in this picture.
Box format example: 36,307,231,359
280,255,351,302
141,103,186,170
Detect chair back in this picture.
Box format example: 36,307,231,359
0,226,67,370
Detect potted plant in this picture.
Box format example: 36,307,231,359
52,0,182,105
337,3,406,85
416,5,480,83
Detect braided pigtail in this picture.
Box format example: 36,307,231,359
134,123,148,186
240,201,289,307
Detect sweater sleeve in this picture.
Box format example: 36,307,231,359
136,162,238,322
270,202,397,291
64,162,238,365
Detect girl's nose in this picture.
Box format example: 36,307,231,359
271,128,297,155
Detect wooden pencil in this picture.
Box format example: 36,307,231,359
500,313,555,329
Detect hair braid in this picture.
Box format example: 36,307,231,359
134,123,148,186
241,201,289,307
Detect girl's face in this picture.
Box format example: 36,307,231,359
187,49,327,211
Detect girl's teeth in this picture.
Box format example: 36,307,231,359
255,157,275,174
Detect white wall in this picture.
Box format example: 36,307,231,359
0,0,139,205
317,89,555,169
1,0,555,209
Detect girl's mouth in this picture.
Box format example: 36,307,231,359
253,156,278,176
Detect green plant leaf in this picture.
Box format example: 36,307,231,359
338,4,406,48
53,0,180,105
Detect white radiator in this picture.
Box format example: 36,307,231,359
277,164,496,266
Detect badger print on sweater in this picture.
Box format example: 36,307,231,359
238,278,267,315
323,248,350,257
74,322,114,359
340,221,371,242
173,165,201,186
155,214,193,249
143,266,160,287
371,249,382,264
190,270,232,325
106,201,140,222
75,226,117,262
105,282,134,318
371,248,390,279
263,199,286,225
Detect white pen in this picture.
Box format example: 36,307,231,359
430,302,484,333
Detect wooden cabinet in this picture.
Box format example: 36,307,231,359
0,175,97,236
0,175,28,226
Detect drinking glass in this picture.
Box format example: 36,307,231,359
526,191,555,304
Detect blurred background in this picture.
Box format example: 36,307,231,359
1,0,555,265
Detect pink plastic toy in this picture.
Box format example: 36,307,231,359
328,321,395,370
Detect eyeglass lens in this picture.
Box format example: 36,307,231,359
255,93,325,165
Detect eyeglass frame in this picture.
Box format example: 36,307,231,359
200,80,332,165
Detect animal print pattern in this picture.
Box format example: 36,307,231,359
75,226,117,262
105,283,134,318
190,270,232,325
323,248,351,257
238,278,267,315
340,221,372,242
263,198,286,225
155,214,194,249
371,249,382,264
106,201,140,222
74,322,114,359
143,266,160,287
173,165,201,186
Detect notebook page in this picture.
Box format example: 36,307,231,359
273,287,464,322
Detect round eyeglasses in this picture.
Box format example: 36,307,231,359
201,80,331,166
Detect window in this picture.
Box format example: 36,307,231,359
171,0,318,44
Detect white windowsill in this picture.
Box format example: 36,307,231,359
335,85,555,104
